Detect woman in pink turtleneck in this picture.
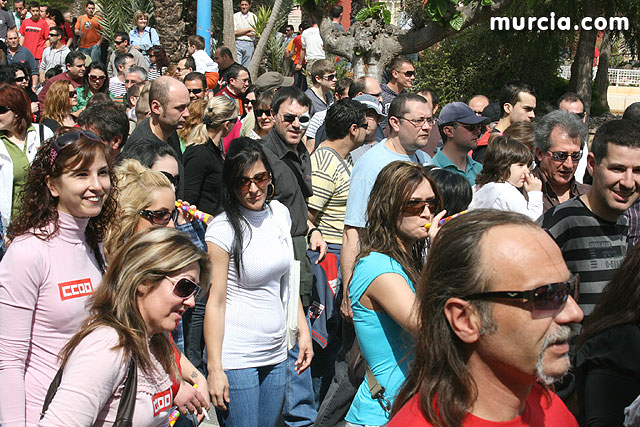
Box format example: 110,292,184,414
0,128,116,426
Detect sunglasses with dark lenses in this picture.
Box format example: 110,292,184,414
357,122,368,130
165,276,200,299
49,33,60,37
575,112,586,119
51,129,103,158
187,88,203,95
69,90,77,98
0,106,11,114
404,198,439,215
548,150,582,162
323,73,337,81
238,171,271,191
14,75,27,83
114,39,126,45
255,109,271,118
403,70,415,78
456,123,483,133
465,274,579,312
139,207,179,226
282,113,310,125
161,171,181,188
89,74,106,81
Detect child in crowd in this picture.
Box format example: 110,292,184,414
468,135,543,220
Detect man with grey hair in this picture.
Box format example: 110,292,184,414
533,110,590,212
124,65,147,92
109,52,135,99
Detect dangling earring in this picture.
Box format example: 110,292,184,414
267,182,275,198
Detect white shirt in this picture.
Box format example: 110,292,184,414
191,49,219,73
469,181,543,220
234,11,257,41
301,26,325,60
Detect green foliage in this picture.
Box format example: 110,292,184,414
355,0,391,25
414,22,570,111
94,0,154,44
41,0,71,12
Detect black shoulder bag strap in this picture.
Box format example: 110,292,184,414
282,156,313,198
38,123,44,145
41,356,137,424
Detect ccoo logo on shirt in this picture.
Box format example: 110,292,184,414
58,278,94,301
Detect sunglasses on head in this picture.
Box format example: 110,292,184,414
165,276,200,299
548,150,582,162
465,274,579,312
49,130,103,165
161,171,181,188
89,74,106,81
0,106,11,114
404,198,439,215
238,171,271,192
139,207,179,226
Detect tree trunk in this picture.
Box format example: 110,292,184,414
154,0,186,61
248,0,284,79
568,0,600,115
318,0,514,78
223,0,237,61
594,29,611,114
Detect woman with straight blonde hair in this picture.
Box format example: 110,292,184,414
183,96,238,215
38,227,211,425
41,80,77,131
178,99,208,153
103,158,178,262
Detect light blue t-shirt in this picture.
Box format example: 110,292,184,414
346,252,414,426
344,139,432,228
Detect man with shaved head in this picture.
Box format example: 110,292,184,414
468,94,489,115
124,76,189,165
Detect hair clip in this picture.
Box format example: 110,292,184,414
202,115,213,125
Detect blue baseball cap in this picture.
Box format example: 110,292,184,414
438,102,487,125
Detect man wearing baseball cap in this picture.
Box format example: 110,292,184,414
433,101,486,186
254,71,294,92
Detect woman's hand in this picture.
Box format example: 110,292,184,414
31,102,39,113
427,209,447,242
524,172,542,192
295,331,313,374
173,381,208,417
207,368,230,410
175,200,198,225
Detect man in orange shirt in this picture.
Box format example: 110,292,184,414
74,0,102,62
286,21,307,91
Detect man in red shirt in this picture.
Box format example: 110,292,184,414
388,210,583,427
19,1,48,61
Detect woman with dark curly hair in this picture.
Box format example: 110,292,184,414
72,61,111,114
147,45,169,81
0,128,117,426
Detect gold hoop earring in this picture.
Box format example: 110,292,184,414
267,182,275,198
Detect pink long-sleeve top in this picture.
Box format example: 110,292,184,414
37,327,174,426
0,211,103,426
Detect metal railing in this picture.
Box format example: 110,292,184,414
559,64,640,86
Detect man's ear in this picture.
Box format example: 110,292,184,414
503,102,513,116
442,124,455,139
586,152,596,176
150,99,162,116
535,147,543,163
444,297,482,344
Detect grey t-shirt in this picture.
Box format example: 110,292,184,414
0,10,16,39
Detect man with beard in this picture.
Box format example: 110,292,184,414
540,119,640,316
124,76,189,170
388,209,583,426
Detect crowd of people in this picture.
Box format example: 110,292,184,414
0,1,639,427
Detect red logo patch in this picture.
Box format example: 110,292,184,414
152,388,173,416
58,278,94,301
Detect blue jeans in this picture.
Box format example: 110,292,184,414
215,361,287,427
78,44,101,63
283,316,317,426
236,40,254,68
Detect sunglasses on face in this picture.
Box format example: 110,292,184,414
575,112,586,119
404,198,439,215
139,207,179,226
165,276,200,299
548,150,582,162
49,33,60,37
244,98,256,105
14,75,27,83
114,39,126,45
161,171,181,188
69,90,77,98
401,70,415,78
187,88,203,95
238,171,271,192
255,109,271,118
0,106,11,114
89,74,106,81
464,274,579,312
356,122,368,130
281,113,310,129
455,123,483,133
323,73,337,81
